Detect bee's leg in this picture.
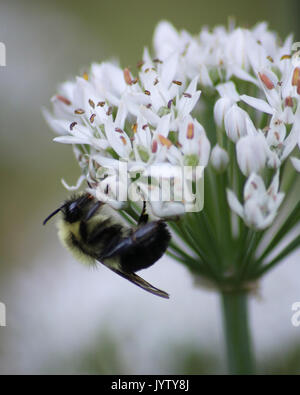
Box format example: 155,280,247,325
137,201,148,225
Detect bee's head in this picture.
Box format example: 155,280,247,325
43,193,103,225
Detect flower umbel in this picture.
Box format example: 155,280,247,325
45,20,300,286
44,20,300,374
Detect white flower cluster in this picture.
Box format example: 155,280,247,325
45,21,300,229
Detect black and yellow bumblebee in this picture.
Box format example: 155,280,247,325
43,193,171,298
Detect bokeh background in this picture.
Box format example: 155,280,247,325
0,0,300,374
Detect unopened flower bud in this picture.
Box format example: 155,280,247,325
214,97,232,128
210,144,229,172
236,134,268,176
224,104,248,142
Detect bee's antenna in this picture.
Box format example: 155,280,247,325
43,204,66,225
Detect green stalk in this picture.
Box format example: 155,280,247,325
221,291,254,375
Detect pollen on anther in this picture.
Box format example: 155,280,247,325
154,78,159,86
90,114,96,124
292,67,300,86
83,72,89,81
97,101,105,107
74,108,85,115
89,99,95,109
172,80,182,86
158,134,172,148
274,131,280,141
167,99,173,109
124,68,133,85
132,123,137,133
258,72,274,89
120,136,127,145
152,140,158,153
56,95,71,106
183,92,192,98
285,96,293,107
142,124,148,130
70,122,77,131
267,56,274,63
187,123,194,139
153,58,163,64
136,60,144,69
106,106,113,116
280,54,291,60
144,90,151,96
115,127,123,133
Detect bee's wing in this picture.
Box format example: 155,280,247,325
99,262,169,299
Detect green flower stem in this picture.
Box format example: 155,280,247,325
221,291,254,375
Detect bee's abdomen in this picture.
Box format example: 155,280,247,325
120,221,171,273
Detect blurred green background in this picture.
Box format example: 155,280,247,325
0,0,300,375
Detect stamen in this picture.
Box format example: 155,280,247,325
142,124,148,130
97,101,105,107
146,103,152,108
136,60,144,69
297,79,300,95
151,140,158,153
274,131,280,141
70,122,77,131
172,80,182,86
115,127,123,133
154,78,159,86
144,90,151,96
124,68,133,85
106,106,113,116
132,77,138,84
280,54,291,60
90,114,96,124
183,92,192,98
74,108,85,114
285,96,293,107
267,56,274,63
83,72,89,81
158,134,172,148
167,99,173,109
132,123,137,133
186,123,194,139
56,95,71,105
120,136,127,145
153,58,163,64
88,99,95,109
292,67,300,86
258,72,274,89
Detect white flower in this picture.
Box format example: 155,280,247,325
211,144,229,172
214,81,240,127
224,104,250,142
227,172,284,230
236,134,268,176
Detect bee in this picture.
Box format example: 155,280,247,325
43,193,171,298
